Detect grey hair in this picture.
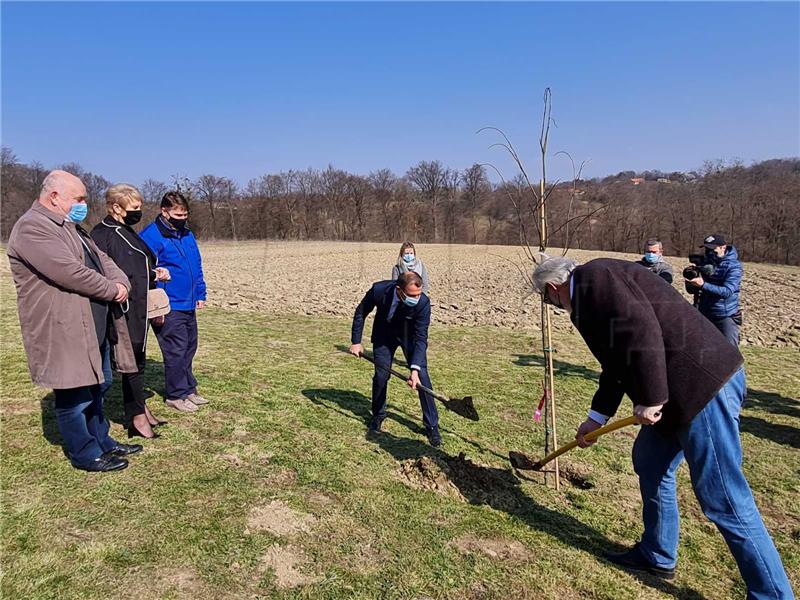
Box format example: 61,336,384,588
644,238,662,251
532,255,578,293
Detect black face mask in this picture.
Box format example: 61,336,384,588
168,216,188,230
123,210,142,226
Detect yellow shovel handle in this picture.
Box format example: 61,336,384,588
534,415,639,470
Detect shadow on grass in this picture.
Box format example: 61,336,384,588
39,360,167,445
301,387,706,600
745,389,800,420
301,387,506,461
740,416,800,449
512,353,600,383
102,360,166,426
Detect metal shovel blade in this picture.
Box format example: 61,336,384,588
508,450,541,471
442,396,479,421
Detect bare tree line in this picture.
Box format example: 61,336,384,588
2,147,798,265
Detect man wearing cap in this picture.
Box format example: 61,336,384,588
685,234,743,345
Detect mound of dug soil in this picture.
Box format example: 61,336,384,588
398,453,523,511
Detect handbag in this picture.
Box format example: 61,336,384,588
147,288,171,319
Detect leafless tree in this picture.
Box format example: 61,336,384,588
141,179,169,204
406,160,448,242
462,163,490,243
194,174,225,238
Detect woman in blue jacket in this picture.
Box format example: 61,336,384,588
140,191,209,413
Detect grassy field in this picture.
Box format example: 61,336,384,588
1,263,798,599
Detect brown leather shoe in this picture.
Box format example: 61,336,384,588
165,398,199,412
187,393,209,405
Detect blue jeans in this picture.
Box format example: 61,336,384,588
153,310,198,400
371,343,439,431
632,369,793,599
53,383,118,467
100,341,113,399
711,316,740,346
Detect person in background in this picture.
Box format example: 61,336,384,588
350,271,441,447
91,184,171,438
140,191,209,413
391,241,430,296
531,255,792,597
6,170,142,471
685,234,743,346
635,238,673,284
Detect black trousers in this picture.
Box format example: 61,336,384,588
101,342,148,422
121,347,147,421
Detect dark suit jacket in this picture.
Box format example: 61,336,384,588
570,259,744,431
351,280,431,369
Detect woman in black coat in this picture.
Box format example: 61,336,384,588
91,183,170,438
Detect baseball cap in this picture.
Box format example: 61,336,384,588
701,234,727,249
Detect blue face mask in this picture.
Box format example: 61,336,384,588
402,294,420,307
643,252,659,264
67,203,88,223
402,253,415,264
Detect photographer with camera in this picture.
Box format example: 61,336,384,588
684,234,743,346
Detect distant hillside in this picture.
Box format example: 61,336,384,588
2,148,799,264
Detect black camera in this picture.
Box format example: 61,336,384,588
683,253,715,281
683,253,715,302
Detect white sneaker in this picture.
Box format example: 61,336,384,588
187,393,209,406
165,398,199,412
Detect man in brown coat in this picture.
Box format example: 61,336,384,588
7,170,144,472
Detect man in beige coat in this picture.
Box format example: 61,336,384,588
7,170,144,472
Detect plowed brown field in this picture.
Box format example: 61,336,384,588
200,241,800,348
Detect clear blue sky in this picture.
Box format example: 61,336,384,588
2,2,798,186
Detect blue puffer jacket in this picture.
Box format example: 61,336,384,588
139,217,207,311
698,246,742,319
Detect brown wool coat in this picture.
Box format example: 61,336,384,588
6,202,135,389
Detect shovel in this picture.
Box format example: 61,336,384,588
357,352,479,421
509,415,638,471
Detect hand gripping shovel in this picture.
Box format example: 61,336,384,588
509,415,638,471
358,353,479,421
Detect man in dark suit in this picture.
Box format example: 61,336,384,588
532,256,792,597
350,271,441,447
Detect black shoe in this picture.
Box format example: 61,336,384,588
107,443,144,457
367,418,384,434
603,544,676,580
151,420,168,428
128,425,160,439
427,427,442,448
73,456,129,472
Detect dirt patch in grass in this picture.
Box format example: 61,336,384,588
398,453,523,510
259,544,322,589
216,452,243,468
155,567,204,597
262,467,298,487
559,462,595,490
450,534,533,562
246,500,316,537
